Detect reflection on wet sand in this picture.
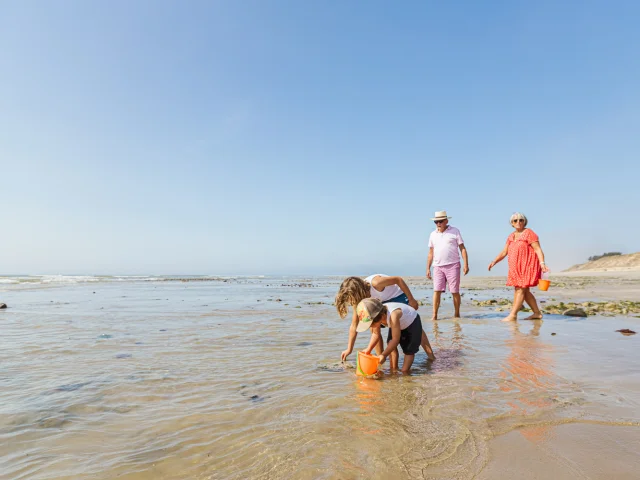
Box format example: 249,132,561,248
500,321,555,443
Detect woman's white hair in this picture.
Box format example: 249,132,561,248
510,212,528,227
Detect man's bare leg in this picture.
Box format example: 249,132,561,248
452,293,461,318
432,291,442,320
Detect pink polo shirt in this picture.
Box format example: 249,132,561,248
429,226,464,267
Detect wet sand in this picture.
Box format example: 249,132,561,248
0,274,639,479
480,424,640,479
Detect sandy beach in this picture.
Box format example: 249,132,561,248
417,270,640,301
1,274,639,479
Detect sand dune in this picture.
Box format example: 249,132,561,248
564,252,640,272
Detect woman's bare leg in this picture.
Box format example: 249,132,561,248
503,287,525,322
523,288,543,320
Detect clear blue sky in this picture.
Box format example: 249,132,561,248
1,1,639,275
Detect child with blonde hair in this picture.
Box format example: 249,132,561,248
335,275,435,361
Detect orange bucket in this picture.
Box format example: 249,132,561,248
356,351,380,376
538,279,550,291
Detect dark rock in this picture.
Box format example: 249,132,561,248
563,308,587,317
297,342,313,347
551,332,557,336
55,382,91,392
616,329,636,336
39,416,70,428
0,303,6,309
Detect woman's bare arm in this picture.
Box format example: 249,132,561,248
488,245,509,271
531,242,549,272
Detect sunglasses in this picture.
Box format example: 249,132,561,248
512,219,525,223
434,219,446,224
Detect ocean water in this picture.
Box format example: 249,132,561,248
1,276,639,479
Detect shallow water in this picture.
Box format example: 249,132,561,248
1,277,639,479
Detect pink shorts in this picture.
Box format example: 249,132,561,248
433,263,461,293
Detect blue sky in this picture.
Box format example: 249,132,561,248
1,1,639,275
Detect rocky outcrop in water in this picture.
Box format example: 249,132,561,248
472,299,511,307
544,301,640,317
0,303,6,309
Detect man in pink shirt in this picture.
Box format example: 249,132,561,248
426,211,469,320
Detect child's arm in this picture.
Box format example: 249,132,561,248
371,275,419,310
341,309,359,361
377,311,402,363
364,325,382,355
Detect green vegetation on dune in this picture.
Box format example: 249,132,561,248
588,252,622,262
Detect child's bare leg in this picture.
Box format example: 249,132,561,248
374,335,384,355
389,347,399,371
401,354,415,373
421,330,436,360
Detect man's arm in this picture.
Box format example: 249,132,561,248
459,244,469,275
426,247,434,279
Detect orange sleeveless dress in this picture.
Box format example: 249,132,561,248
506,229,542,288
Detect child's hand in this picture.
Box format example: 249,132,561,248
377,355,386,365
409,298,419,310
341,349,352,362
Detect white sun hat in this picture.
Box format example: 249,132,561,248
431,210,452,221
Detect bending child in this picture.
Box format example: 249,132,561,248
357,298,435,373
336,275,430,361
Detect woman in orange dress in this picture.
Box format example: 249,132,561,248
488,212,550,321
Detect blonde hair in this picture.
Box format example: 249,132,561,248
335,276,371,318
510,212,528,227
